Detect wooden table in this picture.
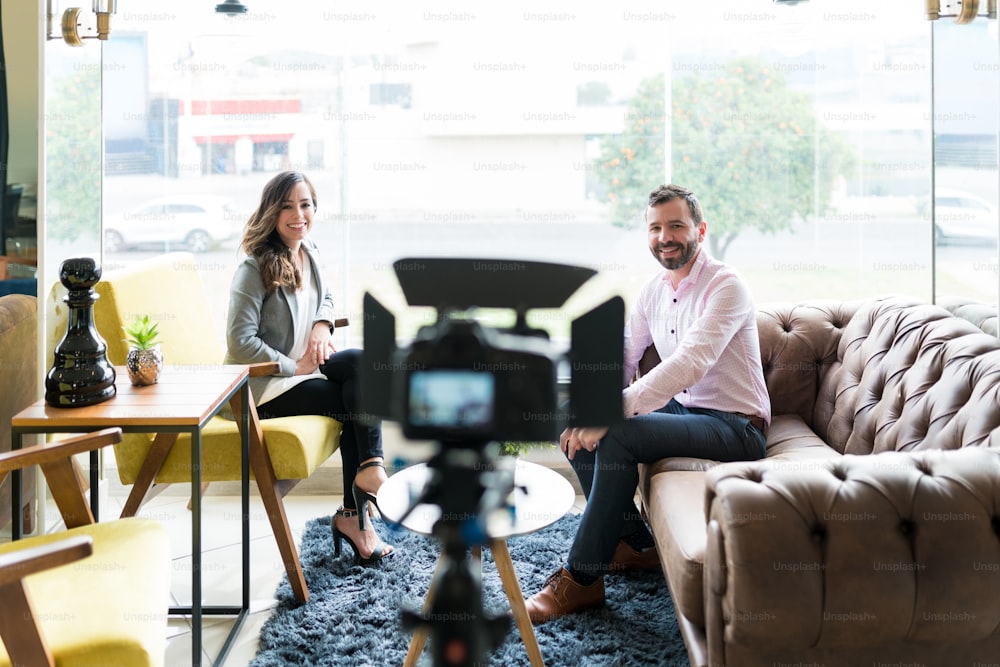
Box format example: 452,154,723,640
379,457,576,667
10,365,251,667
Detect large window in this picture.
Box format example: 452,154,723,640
49,0,994,349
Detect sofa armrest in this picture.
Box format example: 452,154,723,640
703,448,1000,662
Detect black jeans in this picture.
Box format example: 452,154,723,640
566,399,766,577
257,348,383,509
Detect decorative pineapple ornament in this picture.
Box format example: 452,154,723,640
123,315,163,386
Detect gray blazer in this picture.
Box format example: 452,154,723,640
224,240,338,403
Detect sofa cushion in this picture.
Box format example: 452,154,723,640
643,469,711,627
763,414,843,463
114,414,342,484
642,414,839,629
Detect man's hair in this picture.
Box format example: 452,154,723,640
647,184,704,224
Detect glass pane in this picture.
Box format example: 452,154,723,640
44,43,102,273
932,19,999,309
101,0,940,349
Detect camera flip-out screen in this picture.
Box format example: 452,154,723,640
408,370,495,433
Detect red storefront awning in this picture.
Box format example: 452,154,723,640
192,133,294,145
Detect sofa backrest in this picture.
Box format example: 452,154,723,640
815,296,1000,455
756,299,865,430
938,296,998,337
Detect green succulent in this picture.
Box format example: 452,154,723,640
122,315,161,351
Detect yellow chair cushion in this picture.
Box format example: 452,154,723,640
0,518,170,667
114,414,342,484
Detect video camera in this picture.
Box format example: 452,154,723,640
360,257,625,444
360,257,624,667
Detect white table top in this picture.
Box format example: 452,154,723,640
379,457,575,540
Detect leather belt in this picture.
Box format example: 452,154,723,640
737,413,768,436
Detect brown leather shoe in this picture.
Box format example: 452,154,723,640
524,567,604,624
609,539,661,573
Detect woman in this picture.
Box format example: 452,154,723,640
225,170,393,565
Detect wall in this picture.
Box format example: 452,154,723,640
1,0,40,185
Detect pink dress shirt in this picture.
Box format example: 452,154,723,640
621,249,771,424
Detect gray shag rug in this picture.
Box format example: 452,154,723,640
251,513,690,667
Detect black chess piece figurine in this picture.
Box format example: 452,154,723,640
44,257,117,407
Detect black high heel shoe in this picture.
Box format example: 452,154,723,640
332,507,394,566
352,459,386,531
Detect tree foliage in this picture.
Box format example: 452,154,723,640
595,57,855,259
45,69,101,243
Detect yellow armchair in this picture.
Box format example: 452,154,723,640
0,428,170,667
56,252,344,602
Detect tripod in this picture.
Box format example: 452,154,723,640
398,445,513,667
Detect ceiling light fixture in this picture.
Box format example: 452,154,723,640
48,0,117,46
215,0,249,14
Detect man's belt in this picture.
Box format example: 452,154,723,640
737,413,768,436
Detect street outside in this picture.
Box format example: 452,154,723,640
86,169,1000,347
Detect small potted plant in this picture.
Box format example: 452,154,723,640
123,314,163,386
497,441,555,458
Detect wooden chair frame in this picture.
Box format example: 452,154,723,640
0,428,124,667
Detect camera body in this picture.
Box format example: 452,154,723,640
396,318,559,443
361,257,624,445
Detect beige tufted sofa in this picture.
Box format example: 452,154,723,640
0,294,38,532
637,295,1000,667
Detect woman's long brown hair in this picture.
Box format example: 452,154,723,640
239,171,318,293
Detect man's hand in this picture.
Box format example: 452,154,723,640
559,426,609,460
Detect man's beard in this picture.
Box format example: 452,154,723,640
652,239,699,270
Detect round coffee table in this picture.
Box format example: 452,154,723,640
379,457,575,667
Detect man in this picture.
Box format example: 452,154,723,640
524,184,770,622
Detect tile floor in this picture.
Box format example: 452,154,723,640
90,448,587,667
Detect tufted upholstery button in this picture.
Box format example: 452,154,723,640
915,460,932,475
993,517,1000,536
899,519,915,537
744,469,763,483
811,524,826,543
831,466,847,481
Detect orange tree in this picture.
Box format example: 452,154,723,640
595,56,854,260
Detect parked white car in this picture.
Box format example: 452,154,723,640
104,195,247,253
933,189,999,245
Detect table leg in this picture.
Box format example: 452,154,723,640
190,428,203,667
492,539,546,667
404,553,446,667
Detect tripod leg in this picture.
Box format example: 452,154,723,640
405,552,447,667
